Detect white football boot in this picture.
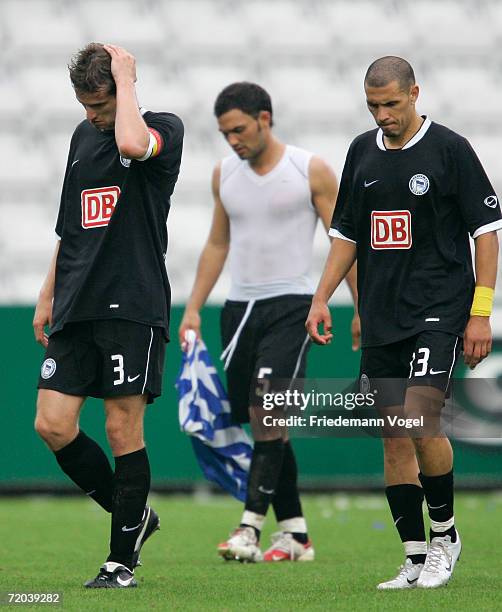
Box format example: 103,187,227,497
263,531,315,562
417,530,461,588
377,557,424,589
217,526,263,562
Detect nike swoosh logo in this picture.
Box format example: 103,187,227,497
394,516,403,526
71,159,80,167
116,576,133,586
85,489,96,496
407,578,418,584
364,180,379,188
429,369,447,375
272,555,285,561
427,503,447,509
127,374,141,382
122,522,142,532
258,485,275,495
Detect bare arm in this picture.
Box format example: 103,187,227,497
104,44,149,160
463,231,499,368
179,165,230,344
309,155,338,233
33,240,60,347
309,156,360,349
306,237,357,345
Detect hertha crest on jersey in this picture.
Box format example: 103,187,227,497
409,173,430,196
371,210,412,249
81,186,121,229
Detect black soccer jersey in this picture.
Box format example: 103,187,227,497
331,118,502,347
52,109,184,339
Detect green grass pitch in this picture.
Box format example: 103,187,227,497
1,493,501,611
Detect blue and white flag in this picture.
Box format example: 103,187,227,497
176,331,253,501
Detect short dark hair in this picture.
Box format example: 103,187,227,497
364,56,416,91
214,82,273,126
68,42,116,96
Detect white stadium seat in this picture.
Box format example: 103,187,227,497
1,0,85,57
158,1,252,53
412,1,495,52
79,0,165,50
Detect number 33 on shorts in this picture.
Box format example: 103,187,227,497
409,335,460,381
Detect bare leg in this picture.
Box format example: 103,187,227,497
404,385,453,475
35,389,84,451
35,389,113,511
104,394,147,457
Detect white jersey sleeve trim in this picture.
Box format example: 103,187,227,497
472,219,502,239
136,131,156,161
329,228,356,243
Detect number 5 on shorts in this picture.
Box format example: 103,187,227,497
255,367,273,397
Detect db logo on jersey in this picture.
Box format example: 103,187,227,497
371,210,412,250
81,186,121,229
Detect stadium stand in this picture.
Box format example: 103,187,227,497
1,0,501,305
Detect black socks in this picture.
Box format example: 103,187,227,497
385,484,427,564
54,433,151,570
244,439,284,518
272,441,303,521
241,440,308,544
386,471,456,564
108,448,151,570
240,438,284,539
419,470,456,542
54,430,113,512
272,441,308,544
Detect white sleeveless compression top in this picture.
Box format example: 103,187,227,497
219,145,318,301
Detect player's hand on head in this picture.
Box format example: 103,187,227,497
33,298,53,348
179,310,202,351
103,44,137,84
306,300,333,345
463,315,492,369
351,311,361,351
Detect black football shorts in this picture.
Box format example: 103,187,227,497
359,330,461,409
38,320,166,403
221,294,312,423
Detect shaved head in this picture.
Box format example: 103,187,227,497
365,56,415,92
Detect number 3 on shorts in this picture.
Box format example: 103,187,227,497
409,347,430,377
111,354,124,386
